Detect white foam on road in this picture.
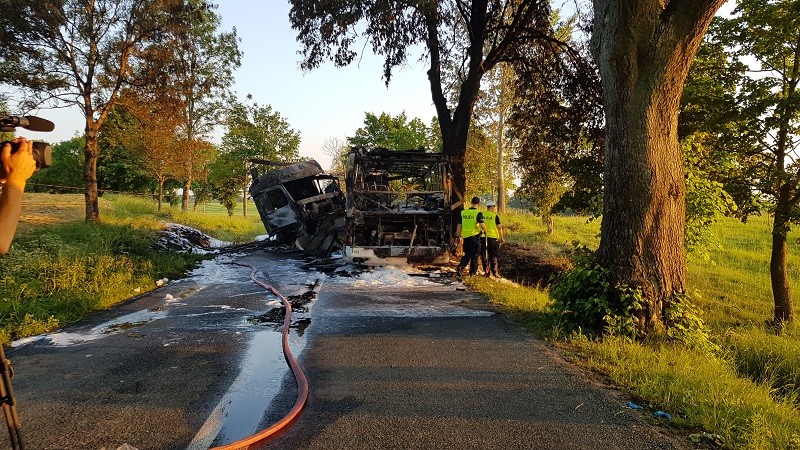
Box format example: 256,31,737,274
11,309,169,348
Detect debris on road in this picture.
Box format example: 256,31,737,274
157,223,231,253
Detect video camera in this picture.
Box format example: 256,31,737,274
0,115,54,175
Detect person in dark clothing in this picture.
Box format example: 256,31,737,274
454,196,487,276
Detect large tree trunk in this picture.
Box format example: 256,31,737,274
83,126,101,224
592,1,724,331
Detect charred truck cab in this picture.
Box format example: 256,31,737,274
345,147,453,266
249,160,346,256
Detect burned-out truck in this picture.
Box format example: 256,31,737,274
344,147,453,265
250,147,454,266
249,160,346,257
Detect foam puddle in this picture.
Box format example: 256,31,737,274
11,309,168,348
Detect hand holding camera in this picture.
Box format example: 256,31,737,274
0,115,54,182
1,138,37,187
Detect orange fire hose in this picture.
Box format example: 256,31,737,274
213,264,309,449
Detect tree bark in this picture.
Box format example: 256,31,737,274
592,0,724,331
83,126,100,224
158,178,164,211
182,177,191,211
771,184,796,324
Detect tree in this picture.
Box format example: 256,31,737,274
0,0,195,223
27,136,85,193
347,112,435,150
97,108,157,196
220,98,300,216
290,0,558,209
678,35,749,260
464,124,497,197
591,0,726,331
509,13,604,225
321,136,349,175
102,100,186,209
710,0,800,324
208,152,242,217
153,0,241,211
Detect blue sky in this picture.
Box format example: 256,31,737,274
20,1,437,170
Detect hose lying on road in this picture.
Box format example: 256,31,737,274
213,263,309,450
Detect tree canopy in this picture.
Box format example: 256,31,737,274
289,0,560,207
0,0,204,222
347,112,436,150
217,97,300,216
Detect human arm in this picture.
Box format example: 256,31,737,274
477,212,487,235
0,138,37,255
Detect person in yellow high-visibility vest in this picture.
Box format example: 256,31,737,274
480,200,505,277
454,196,487,276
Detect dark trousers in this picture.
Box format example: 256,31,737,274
457,236,481,275
481,237,500,275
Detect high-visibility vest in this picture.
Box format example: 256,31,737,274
460,208,481,238
483,211,500,239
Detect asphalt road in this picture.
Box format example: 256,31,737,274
2,247,692,449
258,279,691,450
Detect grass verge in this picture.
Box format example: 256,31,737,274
0,193,265,345
465,212,800,449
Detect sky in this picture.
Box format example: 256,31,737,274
16,1,437,170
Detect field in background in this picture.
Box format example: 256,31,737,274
18,193,266,242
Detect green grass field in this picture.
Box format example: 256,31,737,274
470,211,800,449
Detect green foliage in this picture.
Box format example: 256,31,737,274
464,124,500,197
663,292,719,353
550,248,642,339
684,137,737,260
97,108,154,194
347,112,437,150
28,137,85,192
217,98,299,214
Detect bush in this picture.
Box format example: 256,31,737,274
550,250,642,339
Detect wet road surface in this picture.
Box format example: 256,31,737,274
3,246,692,449
258,277,692,449
6,247,315,449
